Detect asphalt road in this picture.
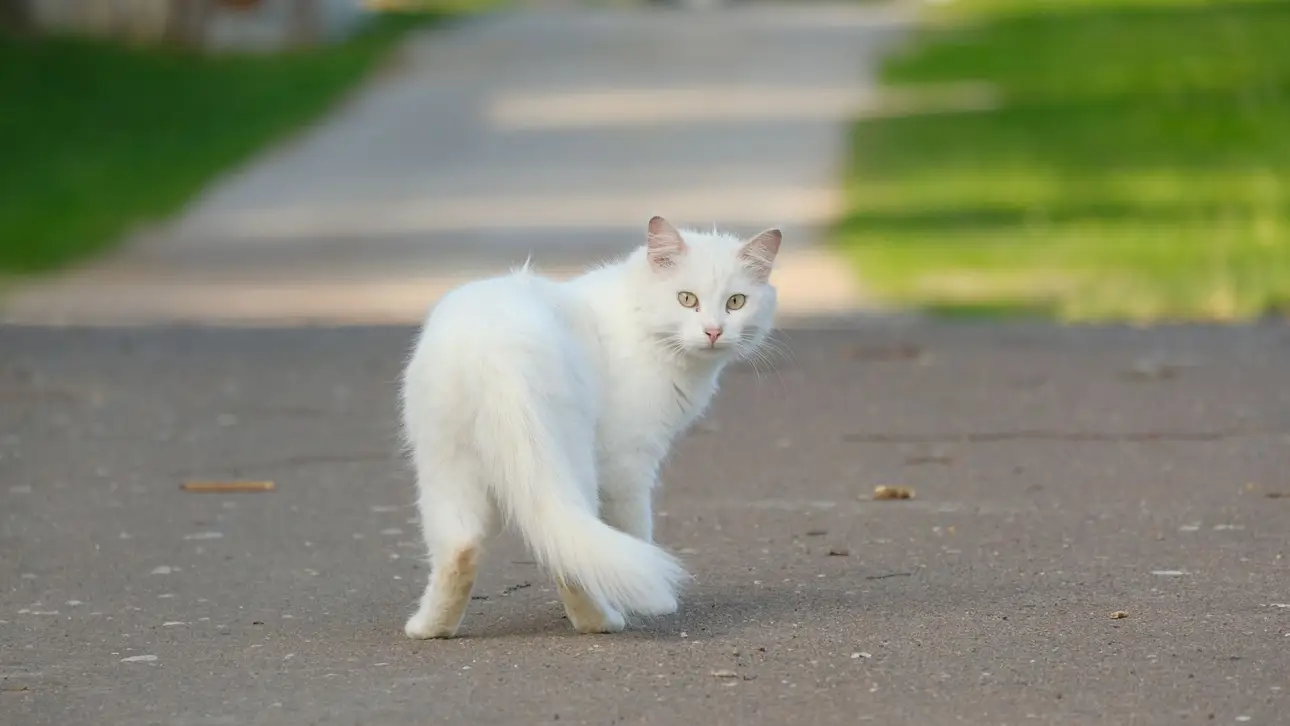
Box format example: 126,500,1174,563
3,322,1289,725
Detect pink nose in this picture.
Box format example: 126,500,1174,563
704,327,723,344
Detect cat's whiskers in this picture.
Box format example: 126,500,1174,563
655,333,689,362
740,344,774,383
760,330,796,367
733,330,791,395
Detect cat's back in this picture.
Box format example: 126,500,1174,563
404,269,602,432
415,270,593,360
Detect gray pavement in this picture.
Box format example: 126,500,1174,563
3,321,1289,725
0,2,912,325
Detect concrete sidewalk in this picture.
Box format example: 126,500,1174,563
3,322,1288,725
0,2,910,326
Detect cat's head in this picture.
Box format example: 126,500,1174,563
635,216,780,360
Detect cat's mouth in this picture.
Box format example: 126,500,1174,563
691,342,732,356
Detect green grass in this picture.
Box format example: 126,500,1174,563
833,0,1290,322
0,4,487,274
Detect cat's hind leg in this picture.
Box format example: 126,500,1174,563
405,458,494,640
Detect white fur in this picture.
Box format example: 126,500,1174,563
400,218,780,638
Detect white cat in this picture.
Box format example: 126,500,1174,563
400,216,781,638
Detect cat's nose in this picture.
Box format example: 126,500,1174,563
704,327,723,345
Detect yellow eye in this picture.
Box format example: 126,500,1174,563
726,293,747,311
677,291,698,308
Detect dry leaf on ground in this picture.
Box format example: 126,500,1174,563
873,485,915,500
181,480,275,493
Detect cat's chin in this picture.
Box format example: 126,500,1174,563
687,345,735,360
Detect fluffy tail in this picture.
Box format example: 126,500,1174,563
504,483,688,617
473,369,688,617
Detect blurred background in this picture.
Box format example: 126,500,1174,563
0,0,1287,325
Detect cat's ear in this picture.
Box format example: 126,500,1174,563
646,216,687,272
740,228,782,282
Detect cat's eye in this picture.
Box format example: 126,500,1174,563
726,293,747,311
677,291,699,309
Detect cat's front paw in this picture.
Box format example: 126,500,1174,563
404,611,458,640
633,593,679,617
568,606,626,635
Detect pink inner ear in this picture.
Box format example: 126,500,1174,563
740,228,782,281
647,216,687,270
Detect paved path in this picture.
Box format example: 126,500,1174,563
0,2,909,326
4,322,1289,725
